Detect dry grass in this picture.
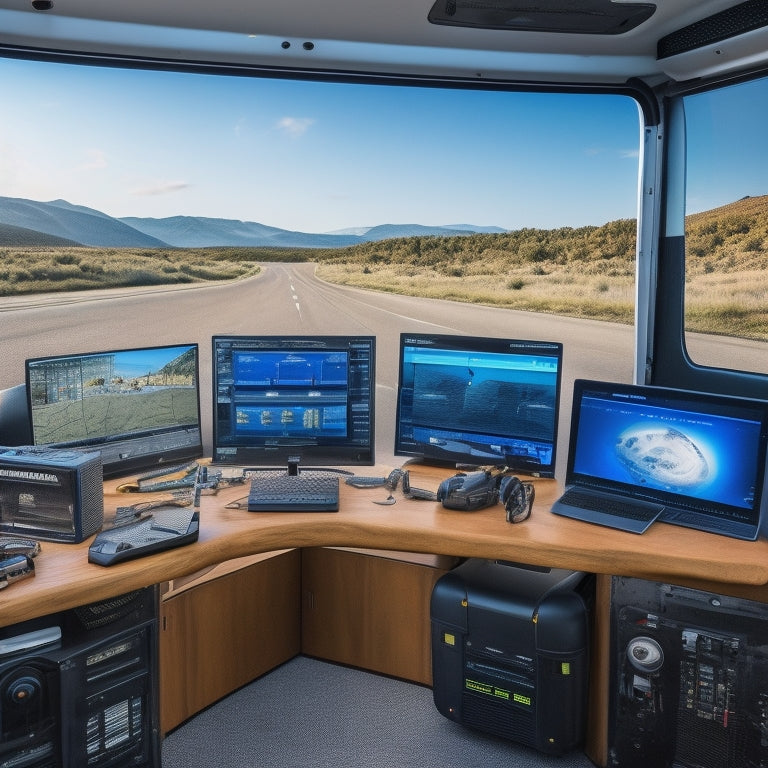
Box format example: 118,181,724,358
316,256,636,323
2,195,768,341
0,247,260,296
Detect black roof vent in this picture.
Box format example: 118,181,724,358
428,0,656,35
658,0,768,59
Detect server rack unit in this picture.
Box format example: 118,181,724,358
0,586,160,768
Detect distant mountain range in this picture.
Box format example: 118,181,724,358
0,196,506,249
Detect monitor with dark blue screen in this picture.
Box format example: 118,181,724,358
212,335,375,467
394,333,563,477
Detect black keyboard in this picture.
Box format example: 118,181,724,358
88,506,199,566
552,487,664,534
247,472,340,512
562,489,659,520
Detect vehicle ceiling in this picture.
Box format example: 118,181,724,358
0,0,766,89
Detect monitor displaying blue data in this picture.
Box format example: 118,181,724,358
212,335,375,466
395,333,563,477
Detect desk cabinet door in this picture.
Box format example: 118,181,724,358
301,547,454,685
160,550,301,733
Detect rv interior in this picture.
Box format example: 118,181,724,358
2,2,768,767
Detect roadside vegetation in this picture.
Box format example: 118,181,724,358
0,247,260,294
1,195,766,340
316,219,637,325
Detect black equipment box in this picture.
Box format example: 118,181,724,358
0,586,160,768
430,559,591,755
608,576,768,767
0,446,103,543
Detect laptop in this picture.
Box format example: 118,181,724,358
552,380,768,539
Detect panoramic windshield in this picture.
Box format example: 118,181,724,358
0,56,641,467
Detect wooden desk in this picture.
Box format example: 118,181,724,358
4,463,768,767
5,463,768,629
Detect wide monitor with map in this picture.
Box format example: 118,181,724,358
25,343,203,478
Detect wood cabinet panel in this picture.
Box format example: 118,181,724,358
160,549,301,732
301,547,456,685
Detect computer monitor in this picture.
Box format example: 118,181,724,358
394,333,563,477
212,335,376,467
25,343,203,479
0,384,32,446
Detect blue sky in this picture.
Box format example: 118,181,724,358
684,78,768,215
0,56,645,233
39,346,194,378
111,346,194,377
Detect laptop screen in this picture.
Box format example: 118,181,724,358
567,380,768,535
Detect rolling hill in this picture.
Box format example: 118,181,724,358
0,197,167,247
0,196,500,249
0,221,80,247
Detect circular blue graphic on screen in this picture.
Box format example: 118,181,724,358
615,426,709,491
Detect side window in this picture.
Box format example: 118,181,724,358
683,76,768,377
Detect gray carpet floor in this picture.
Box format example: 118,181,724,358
162,655,598,768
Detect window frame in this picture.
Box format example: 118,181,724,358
650,67,768,398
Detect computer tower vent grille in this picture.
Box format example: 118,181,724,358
674,696,750,767
86,695,145,762
73,590,145,631
462,692,535,747
79,459,105,538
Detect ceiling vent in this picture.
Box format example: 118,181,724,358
658,0,768,59
427,0,656,35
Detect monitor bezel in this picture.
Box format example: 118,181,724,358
211,334,376,467
394,332,563,477
25,342,203,479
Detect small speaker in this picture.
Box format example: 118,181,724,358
626,636,664,673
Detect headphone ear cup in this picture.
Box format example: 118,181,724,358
501,475,535,523
499,475,521,502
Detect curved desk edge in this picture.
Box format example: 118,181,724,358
4,465,768,627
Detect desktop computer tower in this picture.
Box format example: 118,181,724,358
608,576,768,767
0,586,160,768
430,559,592,755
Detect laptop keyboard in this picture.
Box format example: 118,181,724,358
553,487,664,534
561,488,659,520
247,472,340,512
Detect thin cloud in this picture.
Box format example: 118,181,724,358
585,146,639,160
130,181,192,197
276,117,315,137
234,117,248,137
78,149,108,170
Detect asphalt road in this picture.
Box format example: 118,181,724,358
1,263,763,474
